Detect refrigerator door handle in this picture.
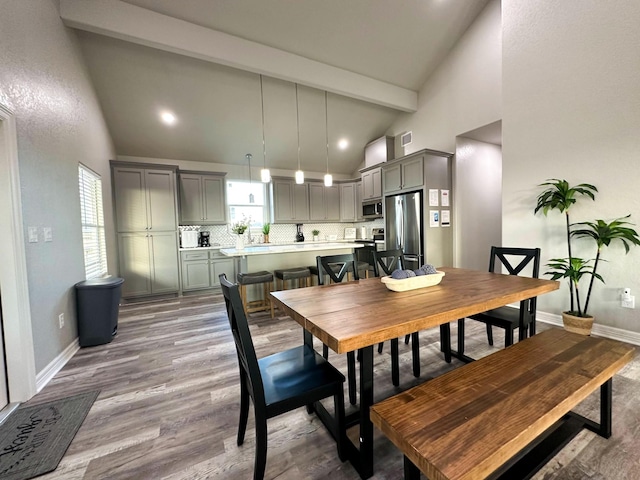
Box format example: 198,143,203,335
404,254,423,262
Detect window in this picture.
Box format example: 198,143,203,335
79,164,107,279
227,181,266,227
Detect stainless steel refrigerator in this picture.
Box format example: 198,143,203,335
385,191,423,271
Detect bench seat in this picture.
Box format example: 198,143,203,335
370,328,635,480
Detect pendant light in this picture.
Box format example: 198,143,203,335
294,84,304,184
323,91,333,187
259,75,271,183
246,153,255,204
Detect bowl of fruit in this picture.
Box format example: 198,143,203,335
380,264,445,292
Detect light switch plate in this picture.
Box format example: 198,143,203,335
43,227,53,242
28,227,38,243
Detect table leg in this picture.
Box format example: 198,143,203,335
303,329,313,349
359,345,374,478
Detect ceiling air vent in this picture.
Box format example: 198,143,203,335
400,131,412,147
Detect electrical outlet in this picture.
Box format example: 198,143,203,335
58,313,65,328
621,296,635,309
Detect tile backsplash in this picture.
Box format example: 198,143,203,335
179,220,385,246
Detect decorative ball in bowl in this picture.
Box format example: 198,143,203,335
381,265,445,292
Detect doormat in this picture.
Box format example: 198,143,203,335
0,390,99,480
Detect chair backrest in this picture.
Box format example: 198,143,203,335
219,273,266,407
316,253,359,285
372,248,405,277
489,246,541,278
489,246,541,315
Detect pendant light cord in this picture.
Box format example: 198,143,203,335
295,84,301,171
260,75,267,169
325,91,329,174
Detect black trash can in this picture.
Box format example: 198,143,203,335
75,277,124,347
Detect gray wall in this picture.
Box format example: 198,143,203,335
0,0,116,373
502,1,640,332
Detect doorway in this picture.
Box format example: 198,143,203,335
454,120,502,270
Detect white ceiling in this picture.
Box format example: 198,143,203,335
64,0,492,174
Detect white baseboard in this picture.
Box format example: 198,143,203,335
537,311,640,346
36,338,80,392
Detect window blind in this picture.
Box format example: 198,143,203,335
79,164,107,279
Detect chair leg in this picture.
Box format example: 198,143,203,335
334,390,347,462
505,327,514,348
486,324,494,346
347,351,357,405
440,324,452,364
404,334,410,345
391,338,399,386
254,418,268,480
323,344,329,359
411,332,420,377
237,381,250,446
377,342,384,354
457,318,465,357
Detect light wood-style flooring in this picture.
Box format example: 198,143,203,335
28,291,640,479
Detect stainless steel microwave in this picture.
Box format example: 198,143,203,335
362,200,383,219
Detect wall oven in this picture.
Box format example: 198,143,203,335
362,200,383,219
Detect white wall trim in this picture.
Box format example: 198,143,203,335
537,311,640,346
59,0,417,112
36,339,80,392
0,104,37,401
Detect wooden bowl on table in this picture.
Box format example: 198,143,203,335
380,271,445,292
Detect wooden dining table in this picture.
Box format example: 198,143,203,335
270,267,559,479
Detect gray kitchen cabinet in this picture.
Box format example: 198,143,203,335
355,181,365,221
383,156,424,194
309,183,340,221
180,250,235,291
118,231,179,297
179,173,226,224
361,167,382,200
340,183,357,222
113,167,177,232
271,179,309,223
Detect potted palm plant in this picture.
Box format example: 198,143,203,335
262,222,270,243
312,229,320,241
535,179,640,334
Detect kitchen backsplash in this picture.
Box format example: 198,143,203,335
180,219,385,246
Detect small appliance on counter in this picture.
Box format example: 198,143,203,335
357,226,367,239
372,228,385,242
344,227,356,240
295,224,305,242
181,231,199,248
199,231,210,247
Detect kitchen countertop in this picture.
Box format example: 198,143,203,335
179,239,360,251
219,242,363,257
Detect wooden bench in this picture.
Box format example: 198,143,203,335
370,328,635,480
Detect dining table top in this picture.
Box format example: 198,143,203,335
270,267,559,354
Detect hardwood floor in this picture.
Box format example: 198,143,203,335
28,291,639,479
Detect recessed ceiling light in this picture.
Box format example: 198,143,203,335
160,111,176,125
338,139,349,150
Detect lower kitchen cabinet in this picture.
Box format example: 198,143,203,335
118,232,179,297
181,249,235,291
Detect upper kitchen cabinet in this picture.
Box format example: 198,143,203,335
340,182,357,222
113,166,177,232
179,172,226,224
382,155,424,194
309,183,340,222
361,167,382,200
271,179,309,223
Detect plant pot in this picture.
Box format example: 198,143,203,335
235,234,245,250
263,234,269,243
313,235,319,242
562,311,594,335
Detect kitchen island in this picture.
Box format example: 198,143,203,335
220,241,363,276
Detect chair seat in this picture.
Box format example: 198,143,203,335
274,267,311,281
237,271,274,285
470,305,531,329
260,345,345,417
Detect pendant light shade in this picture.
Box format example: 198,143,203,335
258,75,271,183
294,84,304,184
323,91,333,187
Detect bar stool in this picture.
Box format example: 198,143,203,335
274,267,311,290
236,271,275,319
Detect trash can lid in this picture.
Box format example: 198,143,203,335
75,277,125,289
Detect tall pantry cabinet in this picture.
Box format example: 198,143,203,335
112,164,180,298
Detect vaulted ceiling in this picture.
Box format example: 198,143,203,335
62,0,491,175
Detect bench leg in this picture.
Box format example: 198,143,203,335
404,455,420,480
411,332,420,377
391,338,399,386
440,324,451,364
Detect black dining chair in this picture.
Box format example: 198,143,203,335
371,249,421,386
446,246,541,358
316,253,359,405
219,274,347,480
